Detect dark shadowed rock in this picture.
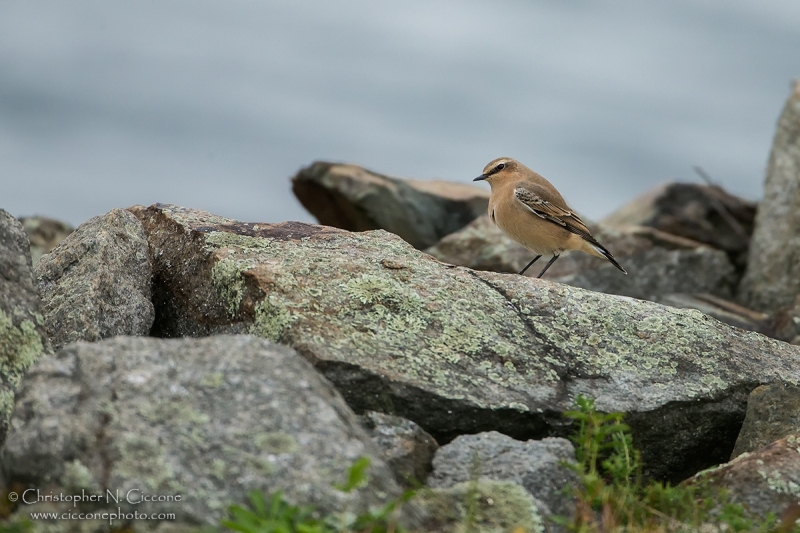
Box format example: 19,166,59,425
19,215,74,264
732,384,800,459
132,203,800,482
739,83,800,313
602,182,755,269
690,435,800,521
358,410,438,487
427,217,738,302
292,161,489,249
35,208,154,351
427,431,577,523
0,209,48,446
2,335,413,530
771,296,800,345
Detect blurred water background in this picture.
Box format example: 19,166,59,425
2,1,800,227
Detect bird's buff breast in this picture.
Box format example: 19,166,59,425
490,200,568,255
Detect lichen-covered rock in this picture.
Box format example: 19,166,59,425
427,217,738,302
35,208,154,351
732,384,800,459
19,215,74,264
0,209,49,446
691,434,800,521
418,479,547,533
133,203,800,482
358,410,438,487
2,335,412,531
739,83,800,313
601,182,755,269
292,161,489,249
427,431,577,524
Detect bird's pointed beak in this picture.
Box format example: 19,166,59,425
473,174,488,182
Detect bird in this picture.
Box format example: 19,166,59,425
473,157,627,278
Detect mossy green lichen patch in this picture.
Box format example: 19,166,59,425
418,479,546,533
0,309,45,388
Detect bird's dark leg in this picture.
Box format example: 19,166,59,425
537,254,560,278
518,255,542,275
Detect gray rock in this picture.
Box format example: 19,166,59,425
428,217,738,302
691,434,800,522
358,410,438,487
428,431,576,521
738,82,800,313
551,242,737,302
35,208,154,351
132,203,800,482
0,209,49,446
425,215,531,274
292,161,489,249
2,335,412,530
732,384,800,459
18,215,74,264
655,293,772,336
418,479,547,533
601,181,755,269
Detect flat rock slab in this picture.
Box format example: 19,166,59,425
0,209,48,446
35,208,154,351
133,203,800,482
2,335,407,530
292,161,489,249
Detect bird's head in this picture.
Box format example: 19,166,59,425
474,157,518,185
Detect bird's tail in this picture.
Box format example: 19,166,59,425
589,242,627,274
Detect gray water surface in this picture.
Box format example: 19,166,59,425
2,1,799,227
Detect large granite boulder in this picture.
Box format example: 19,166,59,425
19,215,74,264
35,208,154,351
739,83,800,313
292,161,489,249
0,209,48,446
2,335,412,530
130,203,800,483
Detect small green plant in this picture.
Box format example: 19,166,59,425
220,456,414,533
559,395,784,533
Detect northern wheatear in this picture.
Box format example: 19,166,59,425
473,157,627,278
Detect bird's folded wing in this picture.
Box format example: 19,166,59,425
514,185,597,244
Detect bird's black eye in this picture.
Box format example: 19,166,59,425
496,163,506,172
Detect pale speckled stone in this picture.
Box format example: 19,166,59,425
35,208,154,351
1,335,413,531
428,431,577,527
